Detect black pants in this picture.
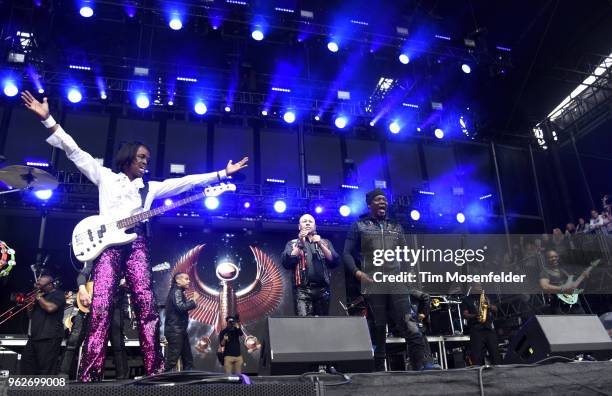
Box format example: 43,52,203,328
59,312,88,377
59,308,128,379
421,331,434,364
365,293,425,371
109,305,129,379
469,327,501,365
20,337,63,375
295,285,330,316
165,331,193,371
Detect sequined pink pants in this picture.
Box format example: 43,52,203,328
78,235,164,381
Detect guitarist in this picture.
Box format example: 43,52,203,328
21,90,248,381
539,249,588,314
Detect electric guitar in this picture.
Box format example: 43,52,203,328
556,259,601,305
71,183,236,262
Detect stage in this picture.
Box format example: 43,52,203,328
3,361,612,395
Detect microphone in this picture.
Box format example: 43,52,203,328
309,231,324,259
41,254,50,267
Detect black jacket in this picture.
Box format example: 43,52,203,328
343,215,407,276
164,286,196,334
281,238,339,287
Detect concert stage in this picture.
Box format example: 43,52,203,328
4,361,612,395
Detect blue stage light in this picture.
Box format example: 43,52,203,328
339,205,351,217
96,76,107,100
26,161,49,168
79,5,93,18
461,64,471,74
334,116,347,129
399,54,410,64
194,102,208,115
164,199,173,206
205,196,219,210
2,80,18,97
125,3,136,18
136,93,150,109
169,16,183,30
283,111,296,124
274,200,287,213
243,201,251,209
315,206,323,214
251,29,264,41
327,41,339,52
410,209,420,221
34,189,53,200
434,128,444,139
389,121,401,134
67,88,83,103
456,212,466,223
224,106,231,112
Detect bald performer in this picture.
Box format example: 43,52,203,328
282,214,340,316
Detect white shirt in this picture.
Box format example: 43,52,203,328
46,126,227,218
590,215,605,228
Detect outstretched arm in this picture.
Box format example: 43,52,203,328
148,157,249,201
20,90,109,185
225,157,248,176
21,91,58,134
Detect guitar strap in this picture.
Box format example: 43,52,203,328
138,181,149,207
137,181,152,238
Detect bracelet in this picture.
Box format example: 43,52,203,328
41,116,57,128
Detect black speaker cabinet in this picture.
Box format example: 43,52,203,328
258,316,374,375
504,315,612,364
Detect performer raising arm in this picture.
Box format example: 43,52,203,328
21,90,248,381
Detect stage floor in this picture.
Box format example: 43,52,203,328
3,361,612,395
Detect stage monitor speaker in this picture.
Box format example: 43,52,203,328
504,315,612,364
258,316,374,375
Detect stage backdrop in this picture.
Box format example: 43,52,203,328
148,221,348,373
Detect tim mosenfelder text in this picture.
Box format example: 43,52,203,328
372,271,527,284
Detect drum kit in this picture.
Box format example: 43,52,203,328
0,164,58,196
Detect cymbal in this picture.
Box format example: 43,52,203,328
0,165,58,191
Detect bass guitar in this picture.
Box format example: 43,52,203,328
556,259,601,305
72,183,235,262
